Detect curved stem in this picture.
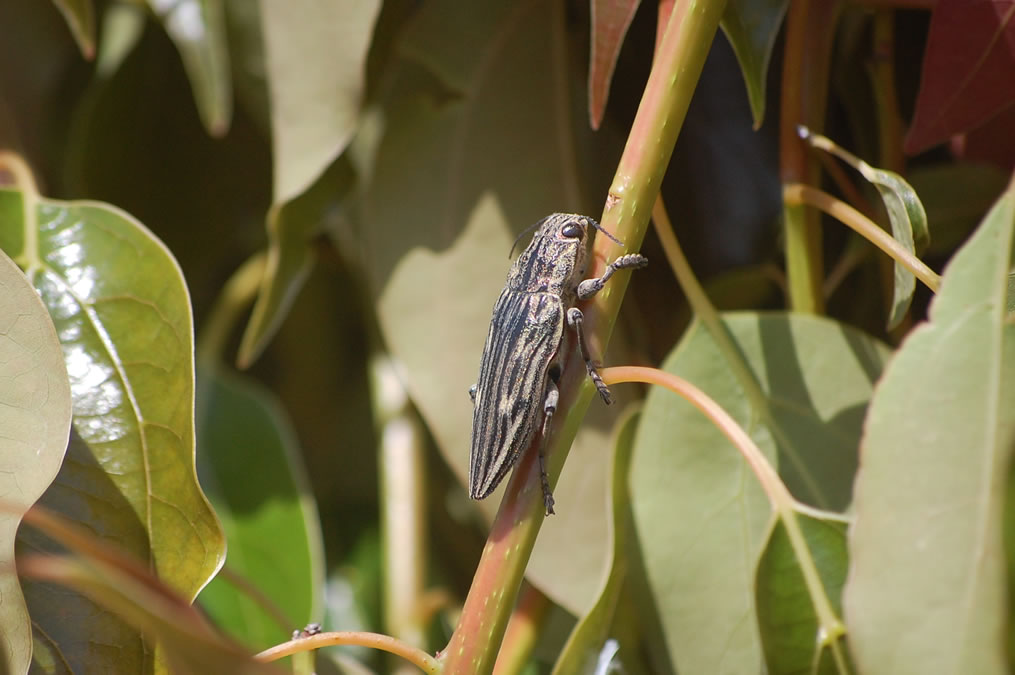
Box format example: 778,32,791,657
785,183,941,292
256,631,440,673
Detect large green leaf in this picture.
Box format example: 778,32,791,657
147,0,232,135
196,362,325,652
630,312,889,673
0,187,225,671
844,179,1015,674
362,0,616,615
0,249,73,675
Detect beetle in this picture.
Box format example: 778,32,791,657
468,213,647,514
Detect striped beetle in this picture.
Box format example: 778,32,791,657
468,213,647,514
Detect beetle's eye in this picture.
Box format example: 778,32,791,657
560,221,583,238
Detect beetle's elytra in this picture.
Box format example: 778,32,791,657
467,213,647,515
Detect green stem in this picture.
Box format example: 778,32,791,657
439,1,728,672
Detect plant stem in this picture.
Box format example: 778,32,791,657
779,0,841,313
256,631,440,672
439,1,727,672
372,355,428,664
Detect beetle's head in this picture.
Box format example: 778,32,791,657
510,213,622,258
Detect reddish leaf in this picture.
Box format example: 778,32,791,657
904,0,1015,155
950,103,1015,168
588,0,641,130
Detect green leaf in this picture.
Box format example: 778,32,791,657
0,249,73,675
261,0,379,205
362,0,612,615
51,0,96,58
844,179,1015,674
147,0,232,136
196,362,325,651
552,408,639,675
801,129,929,329
630,312,889,673
0,187,226,671
755,511,851,675
720,0,790,127
869,169,927,329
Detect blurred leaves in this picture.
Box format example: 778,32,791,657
720,0,790,127
147,0,233,136
50,0,96,58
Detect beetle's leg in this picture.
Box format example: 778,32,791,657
468,384,477,404
567,307,613,404
576,253,649,300
538,379,559,515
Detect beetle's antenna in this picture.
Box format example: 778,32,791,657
588,219,624,246
508,217,549,258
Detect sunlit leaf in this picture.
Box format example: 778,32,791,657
845,178,1015,674
0,249,72,675
0,187,226,671
261,0,379,205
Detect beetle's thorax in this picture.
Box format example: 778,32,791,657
506,214,590,296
